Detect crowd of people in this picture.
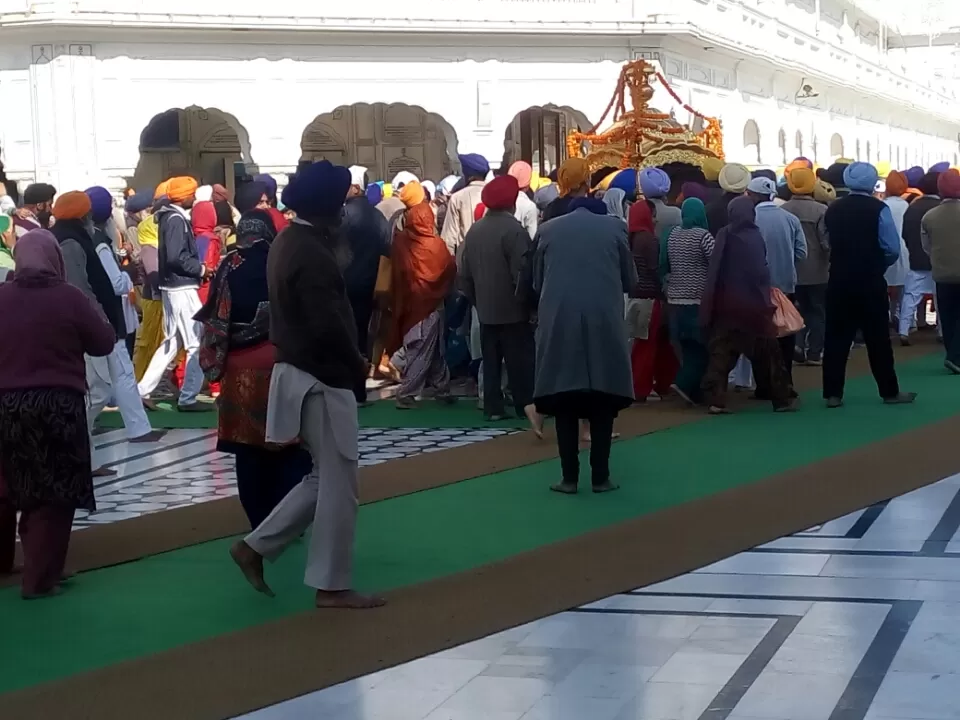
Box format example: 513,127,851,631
0,146,952,605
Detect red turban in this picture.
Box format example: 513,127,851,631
938,171,960,200
885,171,908,198
480,175,519,212
52,191,92,221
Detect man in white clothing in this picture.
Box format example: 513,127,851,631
507,161,538,240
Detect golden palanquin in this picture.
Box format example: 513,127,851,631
567,59,724,171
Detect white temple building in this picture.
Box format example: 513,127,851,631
0,0,958,195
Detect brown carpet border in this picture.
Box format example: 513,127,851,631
6,407,960,720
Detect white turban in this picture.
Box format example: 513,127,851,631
349,165,368,188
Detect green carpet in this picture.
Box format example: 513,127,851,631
97,398,532,430
4,353,958,695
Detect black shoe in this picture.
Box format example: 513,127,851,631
550,481,579,495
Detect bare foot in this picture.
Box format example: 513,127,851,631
315,589,386,609
524,404,544,439
92,466,117,478
230,541,274,597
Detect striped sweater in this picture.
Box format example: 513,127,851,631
665,226,715,304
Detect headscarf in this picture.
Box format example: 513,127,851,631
602,188,628,221
719,163,750,194
569,197,607,215
124,190,152,215
814,180,837,204
389,202,456,352
919,172,942,196
747,177,776,199
52,191,92,221
507,161,533,190
84,186,113,224
235,209,278,248
885,171,908,197
938,171,960,199
786,168,816,195
13,229,64,286
154,179,171,200
22,183,56,206
930,161,951,174
557,157,591,196
348,165,368,188
280,160,351,219
608,169,638,197
680,182,709,203
191,201,217,236
421,180,436,201
533,183,559,211
701,157,724,183
458,154,489,179
638,168,671,198
628,199,655,233
234,181,268,214
211,184,230,203
842,162,879,193
438,175,460,196
681,197,708,230
254,174,278,205
137,215,159,248
905,166,925,188
166,177,198,204
399,180,426,208
195,185,213,203
366,182,383,205
481,175,519,212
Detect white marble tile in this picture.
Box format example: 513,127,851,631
869,671,960,720
549,662,659,700
730,671,851,720
437,676,550,715
523,694,629,720
695,552,831,577
649,650,745,684
612,681,722,720
820,555,960,582
792,601,890,638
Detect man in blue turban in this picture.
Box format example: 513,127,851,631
442,154,490,255
822,162,915,408
930,161,951,174
254,173,279,207
905,166,925,189
232,160,383,609
639,168,680,240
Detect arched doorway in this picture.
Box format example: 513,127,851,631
743,120,761,164
830,133,844,159
502,105,591,177
133,106,253,195
300,103,458,182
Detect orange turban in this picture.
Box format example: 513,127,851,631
885,171,908,197
52,191,92,221
166,176,199,203
399,180,426,208
786,168,816,195
558,157,590,196
154,179,171,200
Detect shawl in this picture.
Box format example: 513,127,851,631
700,197,774,336
191,201,217,261
13,229,64,287
603,188,628,221
388,202,456,353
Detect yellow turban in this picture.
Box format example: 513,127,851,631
137,215,159,248
787,168,816,195
785,159,809,178
52,191,92,221
166,176,198,204
701,157,723,183
383,183,393,199
399,180,426,208
154,179,171,200
813,180,837,204
557,158,590,196
836,157,854,166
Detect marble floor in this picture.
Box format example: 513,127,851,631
78,427,514,528
234,475,960,720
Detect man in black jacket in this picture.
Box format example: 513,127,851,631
136,176,211,411
898,172,941,344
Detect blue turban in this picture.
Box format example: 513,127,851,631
254,173,278,204
366,182,383,205
905,166,924,188
638,168,670,198
280,160,351,218
84,186,114,225
609,169,638,196
124,190,153,215
569,197,608,215
459,153,490,178
843,162,879,193
533,183,559,211
930,161,950,174
234,181,268,214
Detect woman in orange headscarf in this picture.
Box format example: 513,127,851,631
389,201,457,409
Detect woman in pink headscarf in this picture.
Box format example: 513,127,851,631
0,229,115,598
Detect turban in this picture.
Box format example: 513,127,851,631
195,185,213,203
557,157,591,196
843,162,879,193
533,183,559,211
747,177,776,198
481,175,520,211
22,183,57,206
905,166,924,188
280,160,351,218
366,182,383,205
382,183,393,198
458,154,490,178
836,157,854,165
638,168,671,198
254,173,278,203
52,190,92,221
84,186,114,224
507,161,533,190
751,168,777,183
211,184,230,203
391,171,418,188
421,180,436,200
234,181,268,214
609,169,638,196
885,171,908,197
814,180,836,204
787,168,816,195
348,165,368,188
939,171,960,199
438,175,460,196
124,190,152,215
919,172,942,196
680,182,709,203
718,163,750,193
166,176,198,204
399,180,426,208
591,167,620,190
154,180,170,200
930,161,951,174
701,157,723,182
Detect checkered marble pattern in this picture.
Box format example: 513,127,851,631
77,427,515,528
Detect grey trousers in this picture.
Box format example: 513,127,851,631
245,388,358,591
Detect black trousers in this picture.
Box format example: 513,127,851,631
233,445,313,529
555,412,614,487
822,282,899,400
795,284,827,361
480,321,535,417
937,282,960,366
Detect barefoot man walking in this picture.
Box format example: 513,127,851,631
230,160,384,609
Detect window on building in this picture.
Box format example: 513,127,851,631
743,120,761,164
